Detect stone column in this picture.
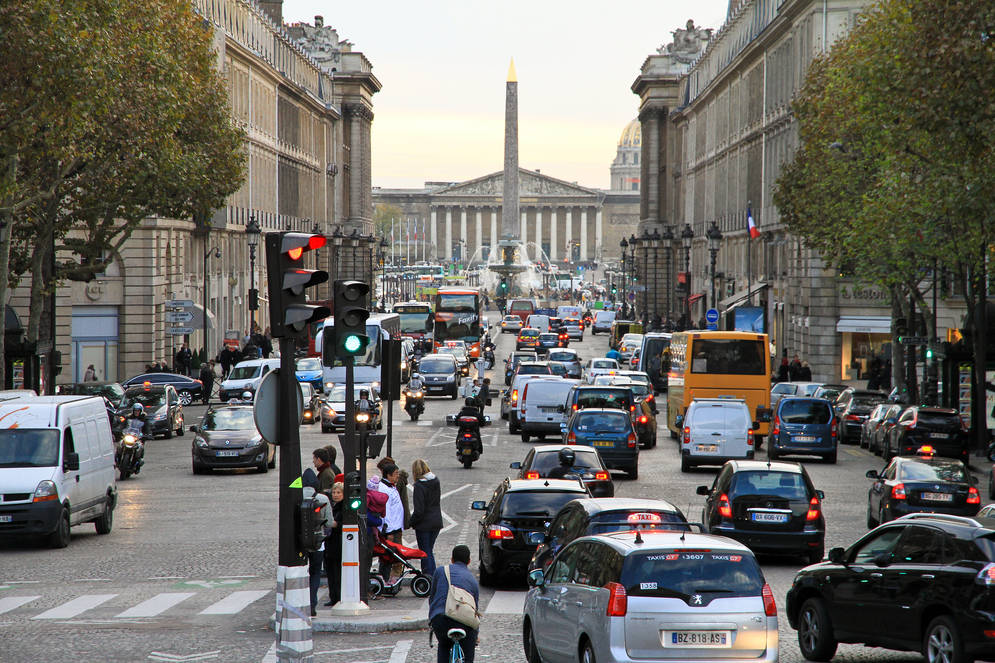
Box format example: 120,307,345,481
550,208,558,261
535,208,543,260
580,208,589,261
475,209,483,262
445,208,453,260
460,208,468,262
595,208,603,262
490,208,498,257
565,208,573,261
430,208,438,261
521,210,528,257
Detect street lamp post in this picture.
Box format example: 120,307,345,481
706,221,723,314
203,245,221,358
378,236,388,305
619,237,628,314
661,226,674,323
628,234,638,320
681,223,694,328
246,215,261,334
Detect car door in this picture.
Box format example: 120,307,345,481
867,460,895,521
880,525,946,644
166,387,179,429
825,526,905,637
702,464,732,530
478,486,505,573
568,542,611,653
538,543,580,662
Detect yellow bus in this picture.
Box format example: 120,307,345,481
666,331,772,440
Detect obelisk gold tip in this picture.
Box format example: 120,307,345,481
507,58,517,83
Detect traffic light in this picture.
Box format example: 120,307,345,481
265,232,330,338
611,284,617,295
298,494,326,552
925,346,933,360
332,280,370,359
345,471,363,511
498,279,508,294
894,317,908,340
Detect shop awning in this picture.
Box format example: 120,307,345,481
718,282,768,315
836,316,891,334
688,293,704,304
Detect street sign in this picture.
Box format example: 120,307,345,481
900,336,927,345
165,299,195,309
167,327,194,335
166,311,194,323
627,293,635,302
705,308,719,324
253,370,303,444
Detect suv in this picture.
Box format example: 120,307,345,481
884,406,969,462
786,513,995,663
590,310,615,335
835,388,888,444
416,354,461,398
524,530,778,663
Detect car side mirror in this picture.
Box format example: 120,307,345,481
828,547,846,564
873,552,892,568
865,470,880,480
471,501,488,511
816,490,825,500
557,405,565,413
510,462,521,469
527,568,545,588
674,414,684,428
752,420,759,430
189,425,199,433
64,452,80,472
696,485,710,496
527,531,547,545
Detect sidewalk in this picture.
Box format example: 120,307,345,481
311,579,429,633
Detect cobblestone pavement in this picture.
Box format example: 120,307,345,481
0,313,987,662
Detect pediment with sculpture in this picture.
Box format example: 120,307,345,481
436,169,599,198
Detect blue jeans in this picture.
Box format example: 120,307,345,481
416,529,440,576
432,615,476,663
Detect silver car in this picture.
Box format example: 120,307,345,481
770,381,823,409
523,530,778,663
548,349,582,379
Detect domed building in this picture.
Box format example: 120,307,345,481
611,120,641,191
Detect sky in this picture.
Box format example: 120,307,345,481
283,1,730,191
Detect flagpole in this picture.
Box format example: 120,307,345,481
747,202,752,307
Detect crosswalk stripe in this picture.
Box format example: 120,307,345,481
198,590,269,615
115,592,196,618
484,590,525,615
0,595,40,615
32,594,117,619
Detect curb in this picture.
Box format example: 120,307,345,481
271,611,429,634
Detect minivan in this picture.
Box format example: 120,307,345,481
590,310,616,335
526,314,550,333
769,397,838,463
0,396,117,548
219,358,280,401
678,398,755,472
518,378,578,442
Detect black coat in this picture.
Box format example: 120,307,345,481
410,474,443,531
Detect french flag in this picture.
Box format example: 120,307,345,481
747,205,760,239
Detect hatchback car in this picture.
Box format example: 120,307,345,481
294,357,324,392
472,477,590,584
618,333,643,362
191,405,272,474
869,403,903,455
834,388,887,444
563,318,584,340
122,372,203,405
511,445,614,498
120,384,184,438
697,460,826,563
769,397,838,463
547,349,582,379
417,354,461,398
516,328,541,350
786,513,995,663
528,498,689,572
562,407,639,479
501,315,524,333
860,403,892,449
583,357,620,383
536,332,561,355
299,382,318,425
884,406,969,462
598,377,657,448
812,383,848,403
437,346,470,377
523,530,778,663
865,454,980,526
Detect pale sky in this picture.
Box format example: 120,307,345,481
283,1,730,190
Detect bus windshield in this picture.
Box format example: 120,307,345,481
393,306,433,334
689,339,766,375
436,294,476,312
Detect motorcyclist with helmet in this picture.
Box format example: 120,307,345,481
407,373,425,392
456,397,485,454
125,403,147,437
547,447,578,479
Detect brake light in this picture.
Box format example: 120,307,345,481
567,431,577,444
627,433,637,448
511,389,518,404
772,416,780,437
572,404,578,411
806,496,821,521
968,486,981,504
845,414,860,421
605,582,627,616
747,429,754,446
762,584,777,616
718,493,733,519
630,405,635,412
891,483,907,500
486,525,514,540
830,420,837,438
594,471,609,481
638,415,648,424
977,563,995,586
645,394,653,402
683,426,690,445
525,471,540,480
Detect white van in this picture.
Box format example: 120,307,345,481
219,358,280,401
526,314,550,333
518,378,579,442
0,396,117,547
591,310,616,335
678,398,755,472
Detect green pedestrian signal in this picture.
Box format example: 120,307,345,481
344,334,363,354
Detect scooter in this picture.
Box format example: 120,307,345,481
116,420,146,480
455,416,482,469
403,387,425,422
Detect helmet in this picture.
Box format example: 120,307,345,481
411,373,421,381
465,398,475,406
131,403,145,417
558,447,576,467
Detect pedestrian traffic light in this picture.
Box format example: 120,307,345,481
298,494,326,553
894,317,908,340
265,232,330,338
498,280,508,294
611,284,617,295
332,280,370,360
345,471,363,511
925,346,933,360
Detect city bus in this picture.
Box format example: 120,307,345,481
433,287,483,358
391,301,434,342
666,330,772,441
317,312,401,391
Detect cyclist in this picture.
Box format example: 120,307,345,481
428,545,479,663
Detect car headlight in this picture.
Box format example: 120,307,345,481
445,375,455,382
325,382,335,390
152,413,167,421
33,480,58,503
248,436,264,448
195,437,209,448
401,361,408,369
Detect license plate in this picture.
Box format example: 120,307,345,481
540,406,558,412
793,435,816,442
0,515,12,523
216,450,239,457
593,440,614,447
696,444,718,453
922,492,954,502
427,386,442,391
930,432,949,439
751,512,789,523
666,631,729,648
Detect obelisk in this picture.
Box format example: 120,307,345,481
501,58,519,240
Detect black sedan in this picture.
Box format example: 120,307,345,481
191,405,274,474
535,332,561,355
123,373,204,405
471,477,589,585
510,445,614,497
865,454,980,527
884,406,969,462
119,384,184,438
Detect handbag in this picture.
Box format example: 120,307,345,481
443,567,480,629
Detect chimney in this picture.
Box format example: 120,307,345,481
258,0,282,25
314,15,323,27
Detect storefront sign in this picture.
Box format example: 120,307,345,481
837,283,890,306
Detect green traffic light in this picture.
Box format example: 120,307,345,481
344,334,362,353
348,497,361,510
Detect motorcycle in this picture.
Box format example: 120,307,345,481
115,420,146,480
403,387,425,422
446,407,492,469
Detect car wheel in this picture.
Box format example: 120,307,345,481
627,464,638,480
767,447,779,461
176,419,184,436
451,391,458,400
824,451,837,464
478,556,496,586
192,461,208,475
867,502,879,529
580,638,596,663
48,508,71,549
650,434,657,449
924,615,967,663
521,433,531,443
178,390,193,406
268,445,277,469
257,456,268,473
797,597,838,662
94,497,114,535
680,455,691,473
523,620,542,663
164,423,173,439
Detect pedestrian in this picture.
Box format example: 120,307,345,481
312,448,335,496
323,444,342,476
788,354,802,381
199,360,215,404
410,459,442,575
219,345,236,379
429,545,480,663
799,361,812,381
174,342,192,376
323,481,344,607
261,328,273,358
867,355,882,391
83,364,98,382
378,456,410,530
301,483,330,617
377,462,404,584
777,353,790,382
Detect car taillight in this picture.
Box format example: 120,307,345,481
718,493,733,519
762,583,777,616
683,426,690,445
511,389,518,404
572,404,578,411
806,496,821,521
891,483,906,500
486,525,514,540
627,433,637,448
976,563,995,586
968,486,981,504
525,471,540,479
830,420,837,438
567,431,577,444
645,394,653,402
845,414,860,421
594,471,609,481
638,415,648,424
747,429,754,446
605,582,627,616
772,416,780,437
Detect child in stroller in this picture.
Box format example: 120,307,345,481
370,529,434,598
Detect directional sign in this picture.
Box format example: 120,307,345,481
165,299,195,309
900,336,927,345
167,327,194,335
166,311,194,323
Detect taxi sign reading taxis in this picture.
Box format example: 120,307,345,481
167,327,194,335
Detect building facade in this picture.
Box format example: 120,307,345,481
631,1,966,383
610,120,642,192
9,1,380,386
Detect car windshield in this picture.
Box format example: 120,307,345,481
329,387,373,402
0,429,61,467
540,334,559,342
852,395,883,407
626,384,650,397
419,359,455,374
201,409,256,431
121,391,166,408
899,461,968,482
520,330,539,338
502,491,583,517
731,471,809,500
296,358,321,372
621,551,764,598
531,450,600,474
590,511,689,534
548,352,576,362
624,374,650,386
779,400,833,424
772,383,796,395
800,384,822,396
917,411,960,427
548,363,567,376
592,360,616,369
518,365,552,375
63,383,125,403
576,390,630,410
574,412,630,433
439,348,467,360
228,365,261,380
816,387,843,401
503,316,518,322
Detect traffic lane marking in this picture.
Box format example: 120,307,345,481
0,595,39,615
484,590,525,614
116,592,196,618
33,593,117,619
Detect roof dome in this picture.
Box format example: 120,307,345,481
618,119,641,148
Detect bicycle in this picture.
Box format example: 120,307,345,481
447,627,467,663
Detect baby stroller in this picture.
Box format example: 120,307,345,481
370,530,433,598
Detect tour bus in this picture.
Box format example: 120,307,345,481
666,330,772,441
318,312,401,392
391,301,434,342
507,299,535,324
433,287,483,358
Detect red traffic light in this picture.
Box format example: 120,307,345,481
282,233,326,260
